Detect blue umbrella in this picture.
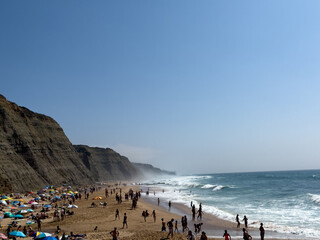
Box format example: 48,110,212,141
42,237,57,240
9,231,26,237
14,214,24,219
44,204,52,208
19,204,28,208
27,209,34,212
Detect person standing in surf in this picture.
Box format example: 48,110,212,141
223,230,231,240
236,214,240,228
259,223,265,240
243,215,248,228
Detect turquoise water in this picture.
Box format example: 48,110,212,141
140,170,320,239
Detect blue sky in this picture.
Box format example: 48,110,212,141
1,1,320,174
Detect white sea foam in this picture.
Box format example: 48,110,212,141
201,184,215,189
308,193,320,205
212,185,224,191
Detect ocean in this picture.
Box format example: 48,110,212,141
138,170,320,239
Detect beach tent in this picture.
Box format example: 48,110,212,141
9,231,26,238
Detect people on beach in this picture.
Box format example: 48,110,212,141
242,228,252,240
174,220,178,232
187,230,195,240
200,231,208,240
236,214,240,228
223,230,231,240
122,213,128,228
115,208,120,220
243,215,248,228
161,218,166,231
168,200,171,209
152,210,156,222
192,204,196,221
167,218,174,238
157,197,160,206
110,227,119,240
259,223,265,240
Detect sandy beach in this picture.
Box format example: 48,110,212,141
0,183,307,240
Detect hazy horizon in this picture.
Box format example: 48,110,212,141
2,1,320,174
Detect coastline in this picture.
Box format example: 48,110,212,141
139,185,310,240
0,183,311,240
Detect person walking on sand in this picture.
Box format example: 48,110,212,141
174,220,178,232
243,215,248,228
223,230,231,240
259,223,265,240
152,210,156,222
167,218,174,238
122,213,128,228
157,198,160,206
236,214,240,228
115,209,120,220
110,227,119,240
161,218,166,231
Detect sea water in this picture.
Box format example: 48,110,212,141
138,170,320,239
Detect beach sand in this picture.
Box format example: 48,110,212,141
0,184,306,240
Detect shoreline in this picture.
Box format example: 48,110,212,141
0,183,311,240
139,185,310,240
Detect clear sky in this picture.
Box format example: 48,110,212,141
1,1,320,174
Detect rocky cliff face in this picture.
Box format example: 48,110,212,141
0,95,94,192
74,145,140,182
0,95,175,193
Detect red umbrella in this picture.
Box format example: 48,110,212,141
0,233,8,239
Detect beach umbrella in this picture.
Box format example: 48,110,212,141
1,195,8,199
0,233,8,239
19,204,28,208
19,210,28,214
12,201,20,205
9,231,26,238
26,209,34,212
34,197,40,200
67,204,78,208
35,232,52,239
29,231,41,237
26,220,35,225
4,212,14,218
43,204,52,208
0,200,7,205
28,200,34,204
31,202,39,205
42,237,56,240
14,214,24,219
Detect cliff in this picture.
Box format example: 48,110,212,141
74,145,139,181
0,95,94,192
0,95,174,192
